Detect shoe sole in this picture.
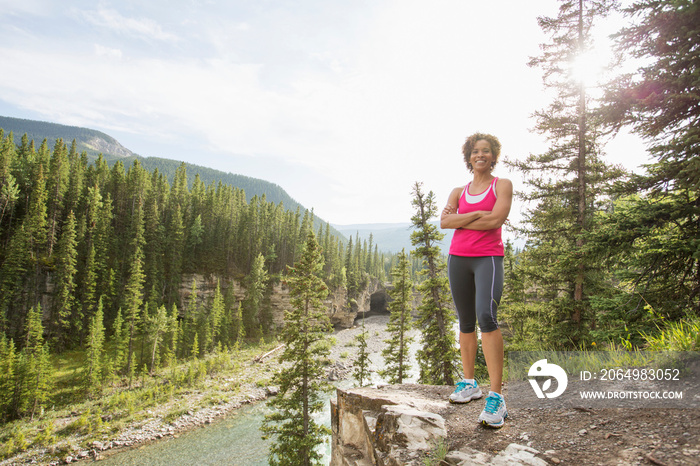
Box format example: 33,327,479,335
448,393,483,404
479,412,508,429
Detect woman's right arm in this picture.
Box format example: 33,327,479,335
440,187,488,229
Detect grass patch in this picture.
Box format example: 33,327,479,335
0,337,279,464
642,317,700,352
422,438,449,465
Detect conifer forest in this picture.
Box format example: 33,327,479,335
0,132,388,425
0,0,698,463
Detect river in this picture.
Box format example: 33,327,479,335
96,317,423,465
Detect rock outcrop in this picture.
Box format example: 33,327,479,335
331,385,548,466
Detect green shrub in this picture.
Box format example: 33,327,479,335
642,317,700,352
33,420,57,447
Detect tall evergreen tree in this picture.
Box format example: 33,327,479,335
410,182,458,385
261,231,332,466
45,139,69,257
124,199,146,387
145,304,175,374
17,304,52,420
108,308,128,380
508,0,621,345
232,302,245,351
0,333,17,421
24,161,49,313
352,315,372,387
0,173,19,236
207,280,225,352
183,279,199,358
53,209,78,349
83,297,106,398
0,224,29,336
243,253,269,336
597,0,700,317
380,249,414,384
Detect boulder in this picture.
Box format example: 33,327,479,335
331,386,448,465
331,385,548,466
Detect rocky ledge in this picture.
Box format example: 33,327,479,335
330,385,547,466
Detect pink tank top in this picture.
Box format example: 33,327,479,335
448,177,504,257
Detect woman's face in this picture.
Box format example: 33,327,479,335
469,139,494,172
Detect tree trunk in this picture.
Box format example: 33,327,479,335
573,0,587,329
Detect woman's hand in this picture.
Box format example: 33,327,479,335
442,204,456,217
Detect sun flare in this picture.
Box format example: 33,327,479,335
569,49,605,87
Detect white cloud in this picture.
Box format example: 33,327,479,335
77,7,179,42
0,0,48,17
94,44,122,59
0,0,648,226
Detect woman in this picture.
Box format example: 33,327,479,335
440,132,512,428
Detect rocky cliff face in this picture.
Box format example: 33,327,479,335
330,385,548,466
83,135,134,158
179,274,386,329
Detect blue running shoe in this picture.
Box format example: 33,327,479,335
478,391,508,428
449,379,483,404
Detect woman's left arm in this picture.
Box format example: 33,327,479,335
464,178,513,230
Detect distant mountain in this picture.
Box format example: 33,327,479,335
333,222,525,255
0,115,340,237
0,116,134,159
114,154,309,213
333,222,454,255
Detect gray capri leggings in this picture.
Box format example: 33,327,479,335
447,255,504,333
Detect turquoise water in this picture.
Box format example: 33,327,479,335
96,388,340,466
96,322,424,465
97,401,274,466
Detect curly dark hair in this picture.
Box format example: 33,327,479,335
462,132,502,172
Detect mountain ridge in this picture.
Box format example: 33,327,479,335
0,115,340,237
333,221,453,255
0,115,134,159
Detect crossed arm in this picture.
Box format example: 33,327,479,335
439,178,513,230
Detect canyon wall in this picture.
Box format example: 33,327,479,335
179,273,386,329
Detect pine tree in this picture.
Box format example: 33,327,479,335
83,297,106,398
410,182,458,385
352,315,372,387
53,209,78,350
261,231,332,466
0,172,19,233
0,333,17,421
243,253,269,337
233,302,245,351
380,249,414,384
507,0,621,345
163,304,180,367
80,243,98,328
207,280,225,352
45,138,69,257
146,304,175,374
124,198,146,388
191,332,200,360
0,224,29,336
597,0,700,317
183,279,199,358
24,161,49,316
17,304,52,420
109,308,128,381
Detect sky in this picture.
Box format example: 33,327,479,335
0,0,650,232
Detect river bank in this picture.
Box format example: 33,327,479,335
0,315,398,466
